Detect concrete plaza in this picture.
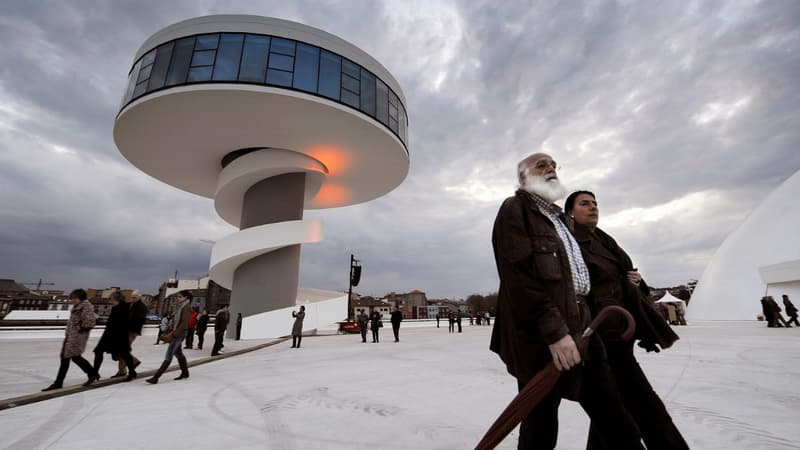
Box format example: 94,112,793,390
1,321,798,449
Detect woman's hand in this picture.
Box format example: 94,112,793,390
626,270,641,286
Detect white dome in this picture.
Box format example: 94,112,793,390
688,169,800,320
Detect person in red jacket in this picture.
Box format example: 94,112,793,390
185,306,199,349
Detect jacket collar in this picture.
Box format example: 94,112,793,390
573,223,618,263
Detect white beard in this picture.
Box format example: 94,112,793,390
521,175,568,203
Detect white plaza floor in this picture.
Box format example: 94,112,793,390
1,321,798,449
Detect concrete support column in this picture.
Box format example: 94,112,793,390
228,172,306,337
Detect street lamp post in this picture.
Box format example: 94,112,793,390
347,254,362,320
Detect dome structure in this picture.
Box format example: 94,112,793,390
688,170,800,320
113,15,409,334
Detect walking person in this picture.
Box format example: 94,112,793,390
436,313,440,328
768,296,792,327
93,291,137,382
185,306,198,349
113,290,146,378
457,311,463,333
448,312,455,333
370,309,382,343
212,304,230,356
783,295,799,326
146,291,192,384
155,314,169,344
236,313,243,340
484,311,491,326
291,305,305,348
490,153,642,449
358,311,370,343
195,309,209,350
390,307,403,342
43,289,100,391
567,190,688,450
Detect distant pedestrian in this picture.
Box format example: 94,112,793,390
185,306,198,349
783,295,799,326
436,313,440,328
357,311,369,343
390,307,403,342
768,296,792,327
291,305,306,348
212,304,230,356
236,312,243,340
457,311,463,333
146,290,192,384
477,314,482,326
196,309,209,350
470,315,474,326
484,311,490,326
93,291,137,381
42,289,99,391
448,312,455,333
156,314,169,344
114,290,145,377
370,309,382,343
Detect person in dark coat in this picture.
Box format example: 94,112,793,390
767,296,791,327
436,313,440,328
783,295,799,326
93,292,138,381
567,190,688,450
357,311,370,343
212,304,230,356
456,311,463,333
43,289,100,391
448,311,455,333
369,309,382,343
491,153,642,449
236,312,243,340
195,309,209,350
291,305,306,348
146,290,192,384
390,307,403,342
114,290,146,378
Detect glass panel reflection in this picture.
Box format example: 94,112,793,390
239,35,269,82
318,50,341,100
266,69,292,86
188,66,213,82
293,43,319,93
195,34,219,50
213,34,244,80
166,37,195,86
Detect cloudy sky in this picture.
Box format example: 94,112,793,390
0,0,798,299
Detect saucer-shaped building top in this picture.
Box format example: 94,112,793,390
113,15,409,333
689,170,800,320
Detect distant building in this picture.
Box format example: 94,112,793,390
0,279,29,297
351,296,392,320
158,277,230,316
384,290,427,318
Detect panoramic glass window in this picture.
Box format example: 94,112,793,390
122,32,408,147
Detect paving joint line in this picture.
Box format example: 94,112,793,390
0,337,290,411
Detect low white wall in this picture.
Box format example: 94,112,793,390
241,294,347,339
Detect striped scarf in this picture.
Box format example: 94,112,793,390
527,192,591,296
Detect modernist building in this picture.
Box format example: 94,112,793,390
689,169,800,320
114,15,409,336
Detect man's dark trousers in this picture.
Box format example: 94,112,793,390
212,330,225,355
392,325,400,342
517,341,643,450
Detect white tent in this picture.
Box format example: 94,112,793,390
656,291,686,305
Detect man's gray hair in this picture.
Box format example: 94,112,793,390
517,153,550,184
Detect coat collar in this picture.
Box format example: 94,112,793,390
573,224,618,263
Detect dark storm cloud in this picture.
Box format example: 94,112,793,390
0,0,797,297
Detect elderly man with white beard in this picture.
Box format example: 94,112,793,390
490,153,643,449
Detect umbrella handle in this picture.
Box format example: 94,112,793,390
581,305,636,341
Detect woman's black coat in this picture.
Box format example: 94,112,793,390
94,302,131,357
573,224,678,351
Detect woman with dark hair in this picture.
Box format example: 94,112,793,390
92,291,138,381
565,190,688,450
42,289,100,391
